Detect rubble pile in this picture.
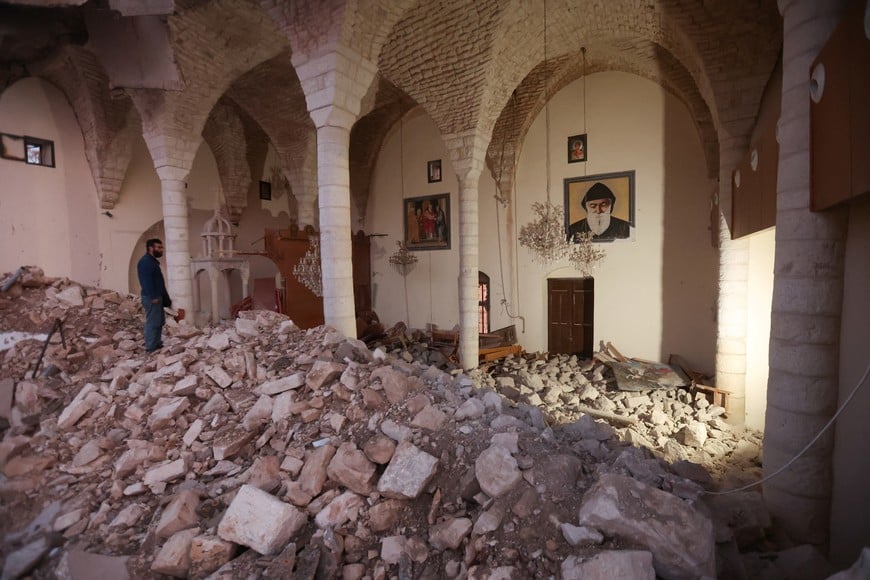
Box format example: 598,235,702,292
0,268,835,579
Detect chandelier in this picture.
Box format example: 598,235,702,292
569,231,606,277
292,235,322,296
519,201,572,264
388,241,418,276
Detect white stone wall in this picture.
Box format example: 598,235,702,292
0,78,101,286
369,72,718,371
830,194,870,568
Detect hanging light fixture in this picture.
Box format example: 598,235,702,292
389,240,418,275
293,234,323,296
518,0,573,265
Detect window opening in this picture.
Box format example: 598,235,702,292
24,137,54,167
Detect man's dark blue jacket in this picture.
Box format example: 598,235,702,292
137,253,171,306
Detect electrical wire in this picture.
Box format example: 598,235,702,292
704,362,870,496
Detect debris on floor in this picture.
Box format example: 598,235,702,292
0,267,845,579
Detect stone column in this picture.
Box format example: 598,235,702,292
764,0,849,547
716,138,750,425
445,131,488,370
316,123,356,337
292,47,379,338
157,165,193,316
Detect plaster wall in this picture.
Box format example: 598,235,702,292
745,228,775,431
368,109,461,330
369,72,717,371
830,194,870,568
0,78,101,285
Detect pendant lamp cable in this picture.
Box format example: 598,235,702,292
582,46,588,178
399,117,410,325
543,0,551,208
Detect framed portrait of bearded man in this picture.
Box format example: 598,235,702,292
564,170,635,243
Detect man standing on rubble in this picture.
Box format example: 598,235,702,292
137,238,172,353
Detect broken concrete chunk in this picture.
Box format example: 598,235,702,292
1,536,51,580
411,405,447,431
561,523,604,546
314,490,365,529
172,375,198,396
561,551,655,580
377,441,438,500
212,427,255,461
380,419,412,443
380,535,407,565
183,419,203,448
306,360,346,390
472,505,504,536
454,398,485,421
363,435,396,465
206,332,231,351
327,442,377,495
59,550,130,580
475,446,521,498
56,285,84,306
57,383,97,430
206,367,233,389
428,517,472,551
298,444,336,497
72,440,102,467
189,535,236,579
156,489,200,539
257,373,305,396
371,367,414,404
577,474,715,580
242,395,273,431
151,527,199,578
217,484,307,555
143,457,188,486
368,499,406,533
108,503,146,528
148,396,190,430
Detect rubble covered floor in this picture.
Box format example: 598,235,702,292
0,268,835,579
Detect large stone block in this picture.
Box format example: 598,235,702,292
156,489,200,539
577,474,715,579
475,446,521,498
151,527,199,578
326,442,376,495
217,485,306,555
561,551,655,580
377,442,438,499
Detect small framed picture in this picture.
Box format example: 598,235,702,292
427,159,442,183
567,133,588,163
259,180,272,200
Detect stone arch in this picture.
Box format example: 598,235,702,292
202,99,253,223
27,45,141,209
226,51,316,226
128,220,164,295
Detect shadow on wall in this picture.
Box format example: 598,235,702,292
660,84,718,375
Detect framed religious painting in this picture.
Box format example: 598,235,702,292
564,170,635,242
404,193,450,250
567,133,587,163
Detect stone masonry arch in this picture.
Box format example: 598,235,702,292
202,99,253,223
28,45,141,210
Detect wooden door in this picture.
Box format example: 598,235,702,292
548,278,594,357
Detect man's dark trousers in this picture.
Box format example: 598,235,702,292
143,299,165,352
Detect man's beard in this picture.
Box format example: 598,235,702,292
153,251,164,258
587,212,611,235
